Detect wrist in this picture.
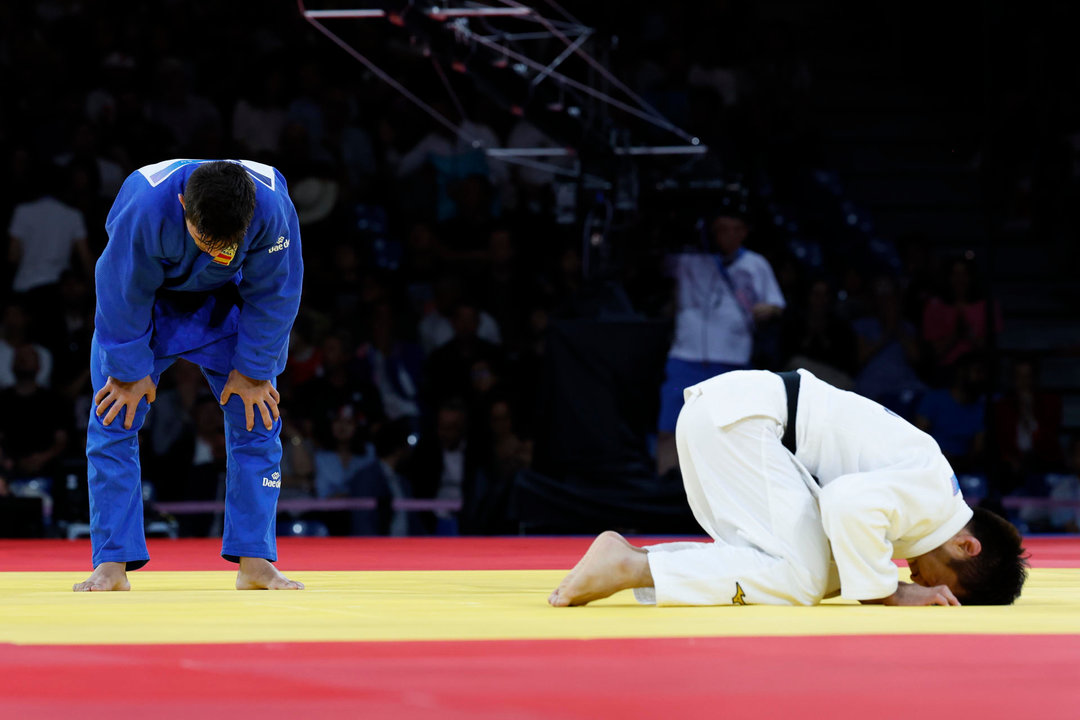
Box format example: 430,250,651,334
232,368,270,384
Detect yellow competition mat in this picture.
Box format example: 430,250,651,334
2,567,1078,645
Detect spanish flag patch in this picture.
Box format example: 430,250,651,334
212,244,238,266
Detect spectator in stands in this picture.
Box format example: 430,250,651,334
286,61,330,159
283,314,324,393
833,264,873,322
65,158,110,258
425,299,507,407
780,276,856,388
915,353,988,472
468,358,500,409
320,87,377,193
401,222,445,302
1017,433,1080,534
1047,435,1080,533
852,275,926,413
0,345,70,479
349,418,419,536
295,332,385,452
313,404,376,501
418,275,501,354
894,234,938,328
46,270,94,401
656,208,785,475
140,359,206,493
505,120,570,214
541,244,585,312
54,123,126,201
459,396,531,535
7,165,93,324
180,396,229,537
279,413,316,500
357,300,424,430
439,173,498,266
409,398,481,534
306,240,364,326
487,398,532,484
147,58,222,153
190,395,228,481
0,303,53,390
276,121,319,186
395,100,498,183
0,146,36,216
107,88,174,169
231,66,288,159
477,226,532,352
993,356,1063,487
923,256,1002,376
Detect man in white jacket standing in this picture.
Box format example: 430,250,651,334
549,369,1027,607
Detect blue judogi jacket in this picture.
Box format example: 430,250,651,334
95,159,303,382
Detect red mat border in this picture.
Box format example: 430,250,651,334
2,535,1077,571
1,634,1077,719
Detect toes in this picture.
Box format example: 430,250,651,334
73,580,106,592
255,576,305,590
236,565,303,590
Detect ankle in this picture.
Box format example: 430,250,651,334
615,547,652,590
96,561,126,573
618,537,651,587
634,551,654,588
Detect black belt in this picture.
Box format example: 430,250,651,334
777,371,800,455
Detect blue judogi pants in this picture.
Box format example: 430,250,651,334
86,292,282,570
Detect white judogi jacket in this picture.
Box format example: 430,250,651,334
692,369,972,601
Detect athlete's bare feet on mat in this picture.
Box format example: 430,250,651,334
236,557,305,590
548,531,652,606
73,561,130,592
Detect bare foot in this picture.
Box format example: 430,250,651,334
548,531,652,607
236,557,304,590
73,561,130,592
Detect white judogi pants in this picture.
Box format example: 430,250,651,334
636,387,840,606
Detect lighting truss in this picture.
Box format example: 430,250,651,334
297,1,706,179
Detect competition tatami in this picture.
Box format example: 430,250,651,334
2,566,1079,645
1,537,1078,719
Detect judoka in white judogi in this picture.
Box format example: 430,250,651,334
635,368,972,606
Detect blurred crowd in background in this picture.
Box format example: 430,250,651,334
2,0,1079,538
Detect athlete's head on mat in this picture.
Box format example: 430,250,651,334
907,507,1028,605
177,161,257,254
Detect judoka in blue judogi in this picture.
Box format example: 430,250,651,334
76,159,304,591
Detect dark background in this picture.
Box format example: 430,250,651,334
1,0,1079,537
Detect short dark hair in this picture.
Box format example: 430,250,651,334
183,161,256,251
949,507,1028,605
